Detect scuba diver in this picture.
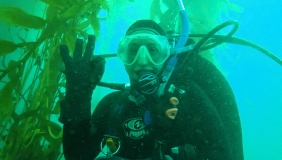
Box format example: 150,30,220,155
58,0,251,159
58,19,244,160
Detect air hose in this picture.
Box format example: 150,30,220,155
189,34,282,66
155,0,189,97
180,20,239,66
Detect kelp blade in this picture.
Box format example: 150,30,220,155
40,0,68,10
0,81,14,118
0,6,46,29
89,12,100,37
0,39,18,56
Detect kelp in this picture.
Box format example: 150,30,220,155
0,39,35,56
0,6,46,29
0,0,109,159
0,39,18,56
149,0,241,34
89,12,101,37
40,0,68,10
0,81,15,118
149,0,241,64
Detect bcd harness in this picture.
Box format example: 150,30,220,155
99,80,197,160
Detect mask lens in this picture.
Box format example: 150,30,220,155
117,34,170,65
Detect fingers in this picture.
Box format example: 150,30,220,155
73,38,83,59
60,45,71,63
84,35,95,60
90,55,106,84
90,55,105,66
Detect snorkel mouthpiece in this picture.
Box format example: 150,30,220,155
136,71,159,94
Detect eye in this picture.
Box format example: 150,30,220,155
147,45,160,56
149,47,158,52
128,45,140,55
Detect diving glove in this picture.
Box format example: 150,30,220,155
59,35,105,124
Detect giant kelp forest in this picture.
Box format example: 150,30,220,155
0,0,109,159
0,0,238,159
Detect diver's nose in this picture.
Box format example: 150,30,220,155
136,46,149,65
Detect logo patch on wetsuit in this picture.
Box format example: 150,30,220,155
123,118,149,139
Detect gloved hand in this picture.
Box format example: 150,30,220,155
59,35,105,124
60,35,105,93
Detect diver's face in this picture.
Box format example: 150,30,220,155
124,55,165,81
123,31,167,81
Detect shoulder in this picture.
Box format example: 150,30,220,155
91,90,128,125
93,90,130,115
98,90,129,105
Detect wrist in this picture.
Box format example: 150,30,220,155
65,88,94,102
65,82,96,98
59,99,91,125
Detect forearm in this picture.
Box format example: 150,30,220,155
60,91,103,160
62,121,98,160
58,35,105,159
59,89,93,125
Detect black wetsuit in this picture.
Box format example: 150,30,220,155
61,54,244,160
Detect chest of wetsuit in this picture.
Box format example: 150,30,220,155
104,94,155,159
62,54,243,160
92,80,232,160
91,53,245,160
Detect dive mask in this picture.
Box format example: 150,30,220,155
117,33,171,65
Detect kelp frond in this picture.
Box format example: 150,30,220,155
0,0,110,159
0,6,46,29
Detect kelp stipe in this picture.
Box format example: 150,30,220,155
0,0,109,159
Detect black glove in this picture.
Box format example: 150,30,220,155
59,35,105,124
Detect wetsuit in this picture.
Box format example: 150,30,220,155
60,53,244,160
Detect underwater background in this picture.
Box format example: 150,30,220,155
0,0,281,159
